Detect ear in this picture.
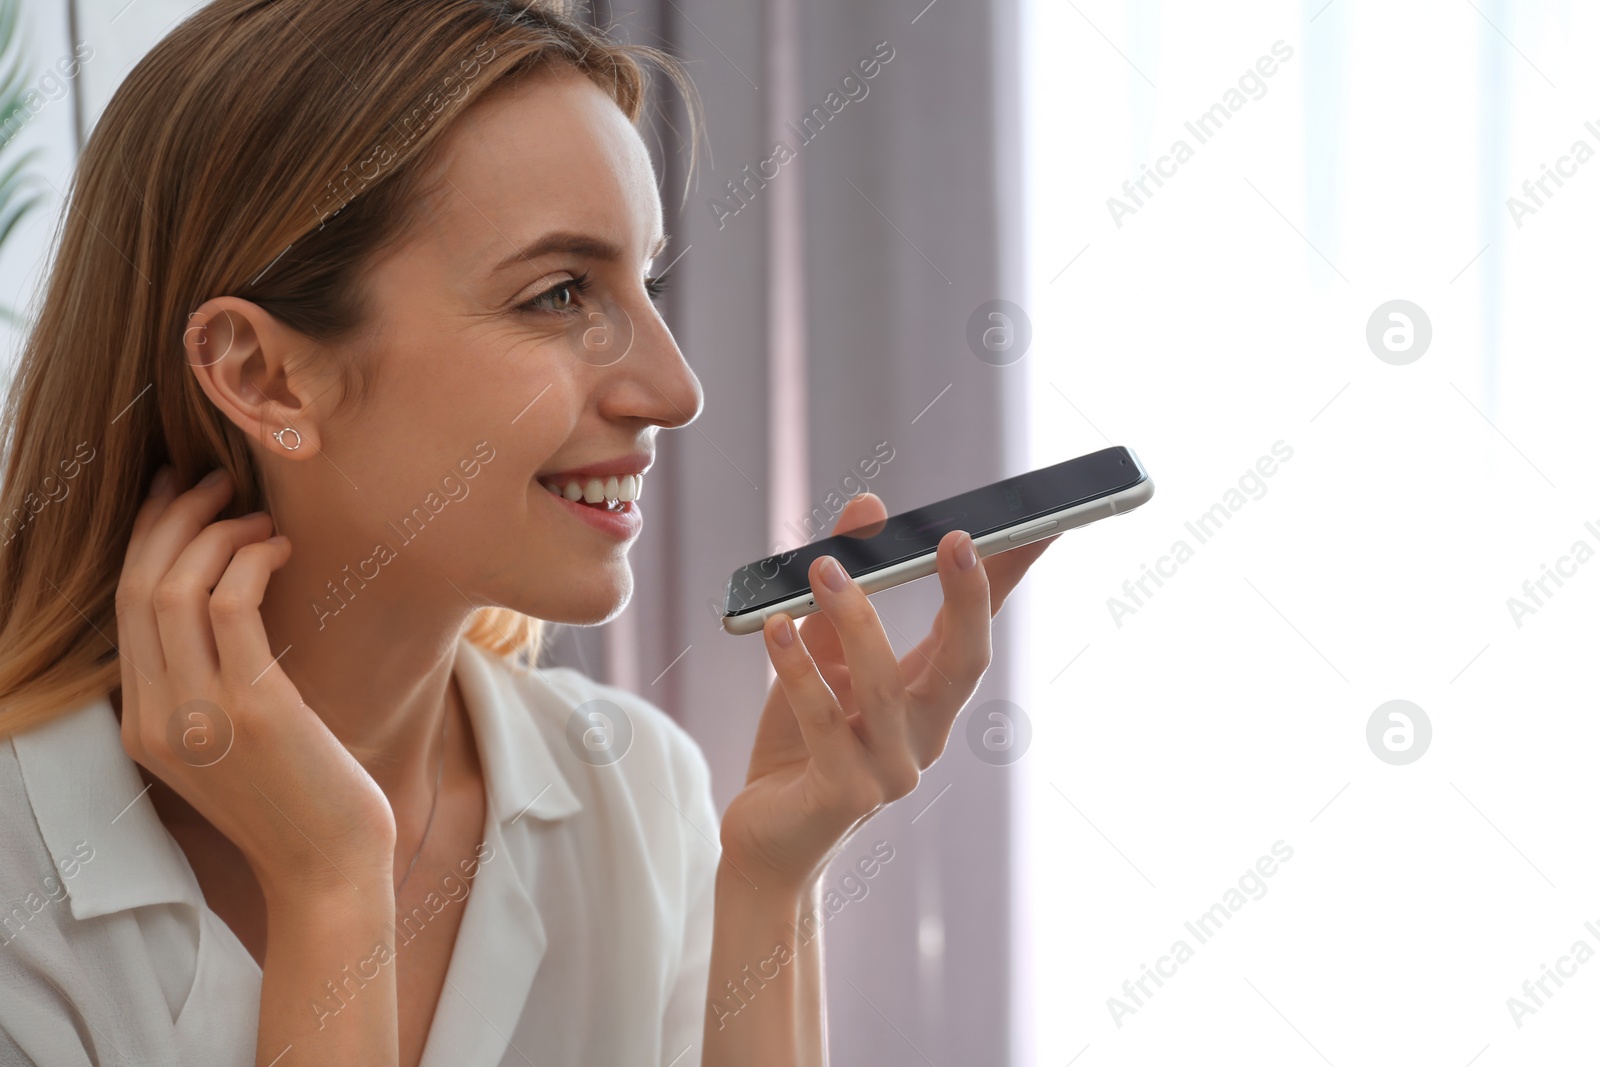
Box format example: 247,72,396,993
182,296,328,459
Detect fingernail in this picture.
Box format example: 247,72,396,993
242,510,269,522
956,532,979,571
199,467,227,487
150,466,173,495
819,556,848,593
772,615,795,648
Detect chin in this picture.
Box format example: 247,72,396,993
533,570,632,626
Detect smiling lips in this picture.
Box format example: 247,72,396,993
540,473,641,510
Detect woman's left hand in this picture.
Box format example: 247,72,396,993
720,491,1058,893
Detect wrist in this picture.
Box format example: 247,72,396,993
260,855,395,916
714,840,831,901
714,864,820,923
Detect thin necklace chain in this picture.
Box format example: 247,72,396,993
395,696,449,898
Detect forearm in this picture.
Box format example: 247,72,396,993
702,868,825,1067
791,877,826,1065
257,884,399,1067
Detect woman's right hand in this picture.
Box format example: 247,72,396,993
114,465,396,905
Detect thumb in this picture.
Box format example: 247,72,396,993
831,491,888,537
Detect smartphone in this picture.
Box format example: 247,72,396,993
720,444,1154,635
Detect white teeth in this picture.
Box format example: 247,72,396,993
543,473,642,506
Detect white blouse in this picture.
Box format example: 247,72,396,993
0,635,720,1067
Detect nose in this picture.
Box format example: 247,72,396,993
590,292,703,430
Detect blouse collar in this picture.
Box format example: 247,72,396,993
8,634,582,925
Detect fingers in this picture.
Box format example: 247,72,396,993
897,531,1002,769
152,510,279,686
805,554,915,769
118,465,289,714
116,465,182,680
124,469,235,634
909,530,993,703
135,466,241,684
978,532,1059,615
125,464,177,562
762,613,869,786
830,491,887,537
212,536,294,689
790,492,889,665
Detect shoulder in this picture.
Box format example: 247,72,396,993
459,640,726,915
479,658,722,905
0,735,65,912
0,734,113,1039
522,664,712,794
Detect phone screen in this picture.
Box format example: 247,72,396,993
723,445,1145,617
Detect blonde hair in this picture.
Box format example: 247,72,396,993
0,0,699,739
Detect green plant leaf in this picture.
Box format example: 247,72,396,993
0,0,43,261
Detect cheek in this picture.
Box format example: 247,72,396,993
357,331,588,515
470,331,590,424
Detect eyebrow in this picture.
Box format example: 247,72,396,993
492,229,670,274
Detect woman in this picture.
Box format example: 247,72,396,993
0,1,1055,1064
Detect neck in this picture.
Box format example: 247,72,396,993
253,525,473,809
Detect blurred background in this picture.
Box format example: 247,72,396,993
3,1,1596,1064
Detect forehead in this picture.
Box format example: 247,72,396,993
415,65,662,264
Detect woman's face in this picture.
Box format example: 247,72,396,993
210,66,703,629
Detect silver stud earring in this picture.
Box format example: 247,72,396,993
272,427,302,451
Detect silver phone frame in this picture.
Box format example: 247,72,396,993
721,448,1155,636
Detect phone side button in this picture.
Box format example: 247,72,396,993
1007,519,1060,541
